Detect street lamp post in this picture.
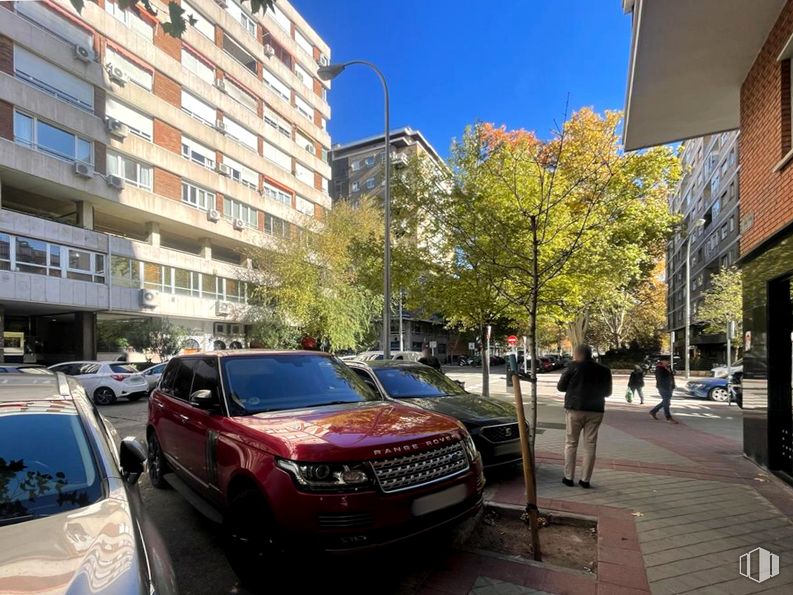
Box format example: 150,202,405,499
685,218,706,379
318,61,392,358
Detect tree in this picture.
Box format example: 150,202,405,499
97,317,187,360
246,200,383,352
70,0,274,38
697,266,743,356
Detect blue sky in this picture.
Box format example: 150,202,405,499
292,0,632,156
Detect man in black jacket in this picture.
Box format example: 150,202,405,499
650,359,678,423
557,345,612,488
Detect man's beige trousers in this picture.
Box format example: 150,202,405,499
564,409,604,482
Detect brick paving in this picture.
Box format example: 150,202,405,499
414,394,793,595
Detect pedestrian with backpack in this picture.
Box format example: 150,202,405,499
628,365,645,404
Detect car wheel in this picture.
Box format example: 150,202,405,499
147,431,170,489
127,392,145,402
93,387,117,405
709,386,730,402
224,489,281,585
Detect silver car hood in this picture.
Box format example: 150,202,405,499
0,486,148,594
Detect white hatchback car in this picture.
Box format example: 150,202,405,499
141,363,167,393
47,361,148,405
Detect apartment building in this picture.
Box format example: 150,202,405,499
667,131,740,367
622,0,793,481
0,0,332,363
330,127,463,360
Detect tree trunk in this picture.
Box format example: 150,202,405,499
529,215,539,452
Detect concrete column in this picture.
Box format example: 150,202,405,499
200,238,212,260
74,312,97,361
146,222,161,247
76,201,94,230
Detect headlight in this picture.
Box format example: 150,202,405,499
276,459,373,492
462,433,479,462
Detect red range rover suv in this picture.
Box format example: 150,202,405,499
147,351,484,581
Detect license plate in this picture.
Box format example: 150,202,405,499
411,484,468,516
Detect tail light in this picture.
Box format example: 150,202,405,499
111,374,126,382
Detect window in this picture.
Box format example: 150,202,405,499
294,64,312,87
182,1,214,39
0,233,9,271
182,182,214,211
105,0,153,39
111,255,141,288
106,46,153,90
729,216,736,232
294,29,314,56
365,177,376,190
265,214,290,238
107,151,152,189
264,141,292,170
263,69,291,102
7,235,103,282
262,29,293,69
228,1,256,36
351,181,359,192
202,274,218,300
14,111,92,164
181,91,216,126
226,78,258,113
66,249,105,283
351,160,360,171
174,268,201,297
182,48,214,84
262,181,293,206
222,278,247,303
270,4,291,31
17,1,94,49
294,162,313,186
321,177,329,194
182,136,216,170
364,156,375,168
295,195,314,216
223,197,259,228
294,95,313,120
191,358,220,400
264,106,292,138
222,155,258,190
710,170,721,195
296,130,315,155
14,46,94,110
106,98,153,140
222,33,257,74
222,117,258,151
712,196,721,219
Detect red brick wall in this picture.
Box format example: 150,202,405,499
740,0,793,253
154,168,181,201
94,141,107,175
0,34,13,75
216,194,224,212
153,71,180,107
153,119,181,153
154,24,181,61
0,100,13,140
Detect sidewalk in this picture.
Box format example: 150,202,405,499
414,394,793,594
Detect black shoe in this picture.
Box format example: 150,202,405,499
562,477,575,487
578,480,591,489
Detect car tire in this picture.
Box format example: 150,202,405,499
709,386,730,402
224,489,281,585
93,386,117,405
127,392,145,402
147,431,170,489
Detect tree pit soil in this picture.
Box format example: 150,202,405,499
466,506,598,574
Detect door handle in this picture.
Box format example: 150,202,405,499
154,401,165,409
178,414,189,422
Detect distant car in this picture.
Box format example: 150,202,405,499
0,364,52,374
141,362,167,393
355,350,424,362
684,376,740,402
0,373,176,594
347,360,523,469
47,361,148,405
711,359,743,378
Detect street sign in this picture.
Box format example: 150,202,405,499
468,342,476,350
429,340,437,349
507,335,518,346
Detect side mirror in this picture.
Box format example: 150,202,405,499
119,437,146,485
190,389,218,410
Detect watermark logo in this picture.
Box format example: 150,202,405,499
739,547,780,583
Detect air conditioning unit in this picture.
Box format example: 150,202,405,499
215,120,227,134
106,175,125,190
107,64,127,85
215,301,231,317
105,117,129,139
207,209,221,222
317,54,329,67
305,143,315,154
216,163,231,177
73,44,93,63
263,44,275,58
214,78,227,92
140,288,159,308
74,162,94,178
233,218,245,231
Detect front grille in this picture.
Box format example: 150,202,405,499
371,441,469,493
318,512,374,529
481,423,521,443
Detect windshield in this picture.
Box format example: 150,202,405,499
0,412,103,525
373,366,467,398
222,354,382,414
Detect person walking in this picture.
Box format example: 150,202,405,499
418,346,442,371
650,358,679,424
628,365,645,404
557,344,612,489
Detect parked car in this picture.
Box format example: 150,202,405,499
141,362,167,393
684,374,743,402
48,361,148,405
0,363,52,374
711,359,743,378
355,350,424,362
0,373,176,594
347,360,522,469
147,351,484,584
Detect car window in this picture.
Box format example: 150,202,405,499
222,354,381,415
78,363,100,375
373,366,467,398
109,364,137,374
191,358,219,400
172,359,197,401
0,411,103,525
351,368,380,393
147,364,166,375
159,360,179,392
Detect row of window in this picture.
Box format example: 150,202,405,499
0,233,105,283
